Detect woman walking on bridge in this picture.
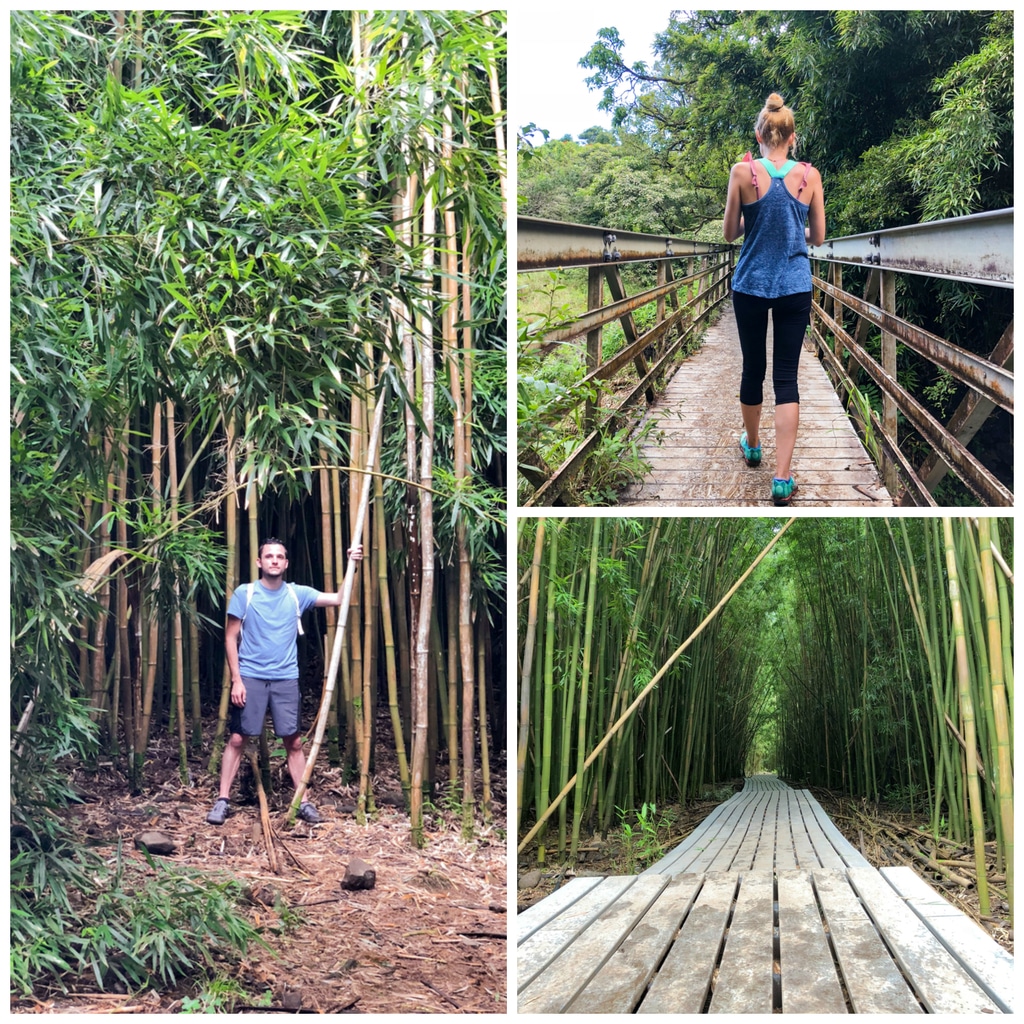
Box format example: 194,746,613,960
723,93,825,505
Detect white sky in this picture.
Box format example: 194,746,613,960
511,6,680,144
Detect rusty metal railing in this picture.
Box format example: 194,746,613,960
518,217,735,507
808,208,1013,506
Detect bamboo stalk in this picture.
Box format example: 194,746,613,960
166,400,189,784
977,518,1013,922
519,516,796,855
943,517,990,915
248,749,280,875
287,363,387,825
516,521,545,832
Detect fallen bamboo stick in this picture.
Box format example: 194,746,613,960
248,749,280,874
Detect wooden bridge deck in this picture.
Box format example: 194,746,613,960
518,776,1013,1014
620,304,894,507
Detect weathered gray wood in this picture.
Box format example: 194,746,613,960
730,791,773,871
518,875,635,991
776,870,847,1013
750,793,778,873
812,870,923,1014
519,874,670,1014
878,866,1014,1013
638,872,738,1014
701,792,766,872
786,790,822,869
847,866,1001,1013
520,780,1012,1015
621,305,893,507
800,789,871,868
517,875,604,944
793,789,846,870
652,791,752,874
709,872,774,1014
566,873,704,1014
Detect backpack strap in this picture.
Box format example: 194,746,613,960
286,583,305,636
238,582,304,638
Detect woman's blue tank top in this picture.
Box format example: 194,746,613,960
732,159,812,299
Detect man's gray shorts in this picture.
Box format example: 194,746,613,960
229,677,301,737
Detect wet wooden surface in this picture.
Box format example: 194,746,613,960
620,304,893,507
517,775,1012,1014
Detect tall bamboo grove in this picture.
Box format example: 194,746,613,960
11,10,507,850
517,518,1012,922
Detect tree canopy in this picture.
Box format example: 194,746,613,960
519,10,1011,236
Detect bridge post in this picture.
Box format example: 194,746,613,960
880,270,899,494
584,266,603,435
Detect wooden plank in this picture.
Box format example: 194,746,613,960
774,793,798,870
786,790,823,869
879,866,1014,1013
517,875,603,944
793,789,846,870
620,304,892,507
519,874,670,1014
701,792,766,872
518,876,634,991
653,790,758,874
750,793,778,873
800,790,871,867
776,870,847,1013
638,873,738,1014
730,792,773,872
709,872,775,1013
644,792,744,874
812,870,922,1014
846,866,1001,1013
566,873,704,1014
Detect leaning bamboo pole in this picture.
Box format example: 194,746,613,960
166,399,189,784
519,516,796,855
287,367,387,825
209,412,239,772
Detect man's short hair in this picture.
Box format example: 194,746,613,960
258,537,288,558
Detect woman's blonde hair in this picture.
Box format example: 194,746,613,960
755,92,796,151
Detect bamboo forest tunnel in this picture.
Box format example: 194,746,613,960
516,516,1013,920
516,209,1013,508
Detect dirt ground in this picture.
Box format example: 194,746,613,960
517,780,1013,957
14,723,507,1015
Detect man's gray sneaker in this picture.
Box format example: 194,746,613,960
298,801,321,824
207,798,230,825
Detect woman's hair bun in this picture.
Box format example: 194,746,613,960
766,93,785,112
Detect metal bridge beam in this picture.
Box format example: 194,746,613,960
518,216,732,270
808,208,1013,288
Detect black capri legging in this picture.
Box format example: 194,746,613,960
732,289,812,406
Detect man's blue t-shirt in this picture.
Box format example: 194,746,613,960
227,581,320,679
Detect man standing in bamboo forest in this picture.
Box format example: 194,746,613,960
207,538,363,825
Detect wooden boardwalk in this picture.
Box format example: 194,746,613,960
518,776,1013,1014
620,304,893,507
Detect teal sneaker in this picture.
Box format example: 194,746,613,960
771,476,798,506
739,431,762,467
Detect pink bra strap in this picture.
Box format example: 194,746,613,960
750,160,760,199
797,162,811,199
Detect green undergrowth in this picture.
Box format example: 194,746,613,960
518,268,704,505
10,819,266,998
613,802,675,874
